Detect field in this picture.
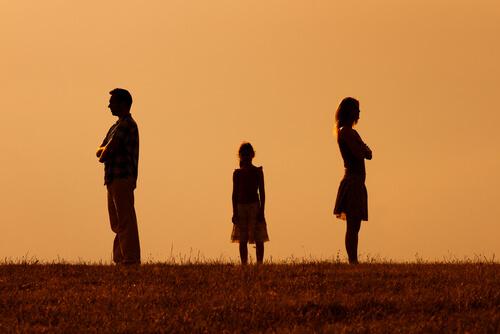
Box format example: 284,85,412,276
0,261,499,333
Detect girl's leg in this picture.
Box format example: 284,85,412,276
239,242,248,265
345,217,361,264
256,242,264,264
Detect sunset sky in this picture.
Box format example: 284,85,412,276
1,1,499,262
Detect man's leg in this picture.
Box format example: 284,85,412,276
107,186,123,264
111,178,141,264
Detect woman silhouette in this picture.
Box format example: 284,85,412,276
231,142,269,264
333,97,372,264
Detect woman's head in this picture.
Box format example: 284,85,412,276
238,142,255,166
335,97,360,134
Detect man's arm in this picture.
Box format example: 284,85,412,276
96,132,110,160
98,124,126,162
96,146,105,159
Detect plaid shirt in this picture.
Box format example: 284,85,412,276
100,114,139,185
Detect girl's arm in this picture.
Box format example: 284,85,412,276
232,170,238,224
258,167,265,222
364,143,372,160
343,128,372,160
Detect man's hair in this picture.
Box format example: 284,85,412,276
109,88,133,108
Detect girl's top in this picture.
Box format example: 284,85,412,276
337,127,370,181
233,165,263,204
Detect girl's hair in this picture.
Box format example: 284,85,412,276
238,142,255,167
238,142,255,159
335,97,360,135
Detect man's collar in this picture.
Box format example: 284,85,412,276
118,113,132,121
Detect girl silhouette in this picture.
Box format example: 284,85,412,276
231,142,269,264
333,97,372,264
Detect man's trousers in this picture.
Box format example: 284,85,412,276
107,178,141,264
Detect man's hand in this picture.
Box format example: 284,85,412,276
96,147,105,158
96,146,108,162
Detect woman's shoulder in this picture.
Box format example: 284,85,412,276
247,165,263,176
252,165,263,172
236,165,263,173
255,166,264,178
339,127,360,140
339,126,356,135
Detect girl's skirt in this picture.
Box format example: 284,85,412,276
334,174,368,221
231,202,269,243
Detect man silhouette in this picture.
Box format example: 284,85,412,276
97,88,141,265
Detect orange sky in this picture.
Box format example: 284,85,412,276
1,1,499,262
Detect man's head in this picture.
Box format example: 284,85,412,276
108,88,133,117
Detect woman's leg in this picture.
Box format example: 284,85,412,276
239,242,248,264
256,242,264,264
345,217,361,264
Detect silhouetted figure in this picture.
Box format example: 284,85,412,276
333,97,372,264
96,88,141,265
231,143,269,264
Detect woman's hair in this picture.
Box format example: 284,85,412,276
238,142,255,166
238,142,255,158
335,97,360,135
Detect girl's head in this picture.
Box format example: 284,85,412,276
335,97,360,134
238,142,255,166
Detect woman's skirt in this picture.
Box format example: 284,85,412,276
231,202,269,243
334,174,368,221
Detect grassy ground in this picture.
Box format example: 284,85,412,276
0,262,498,333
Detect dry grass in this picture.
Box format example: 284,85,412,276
0,261,498,333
